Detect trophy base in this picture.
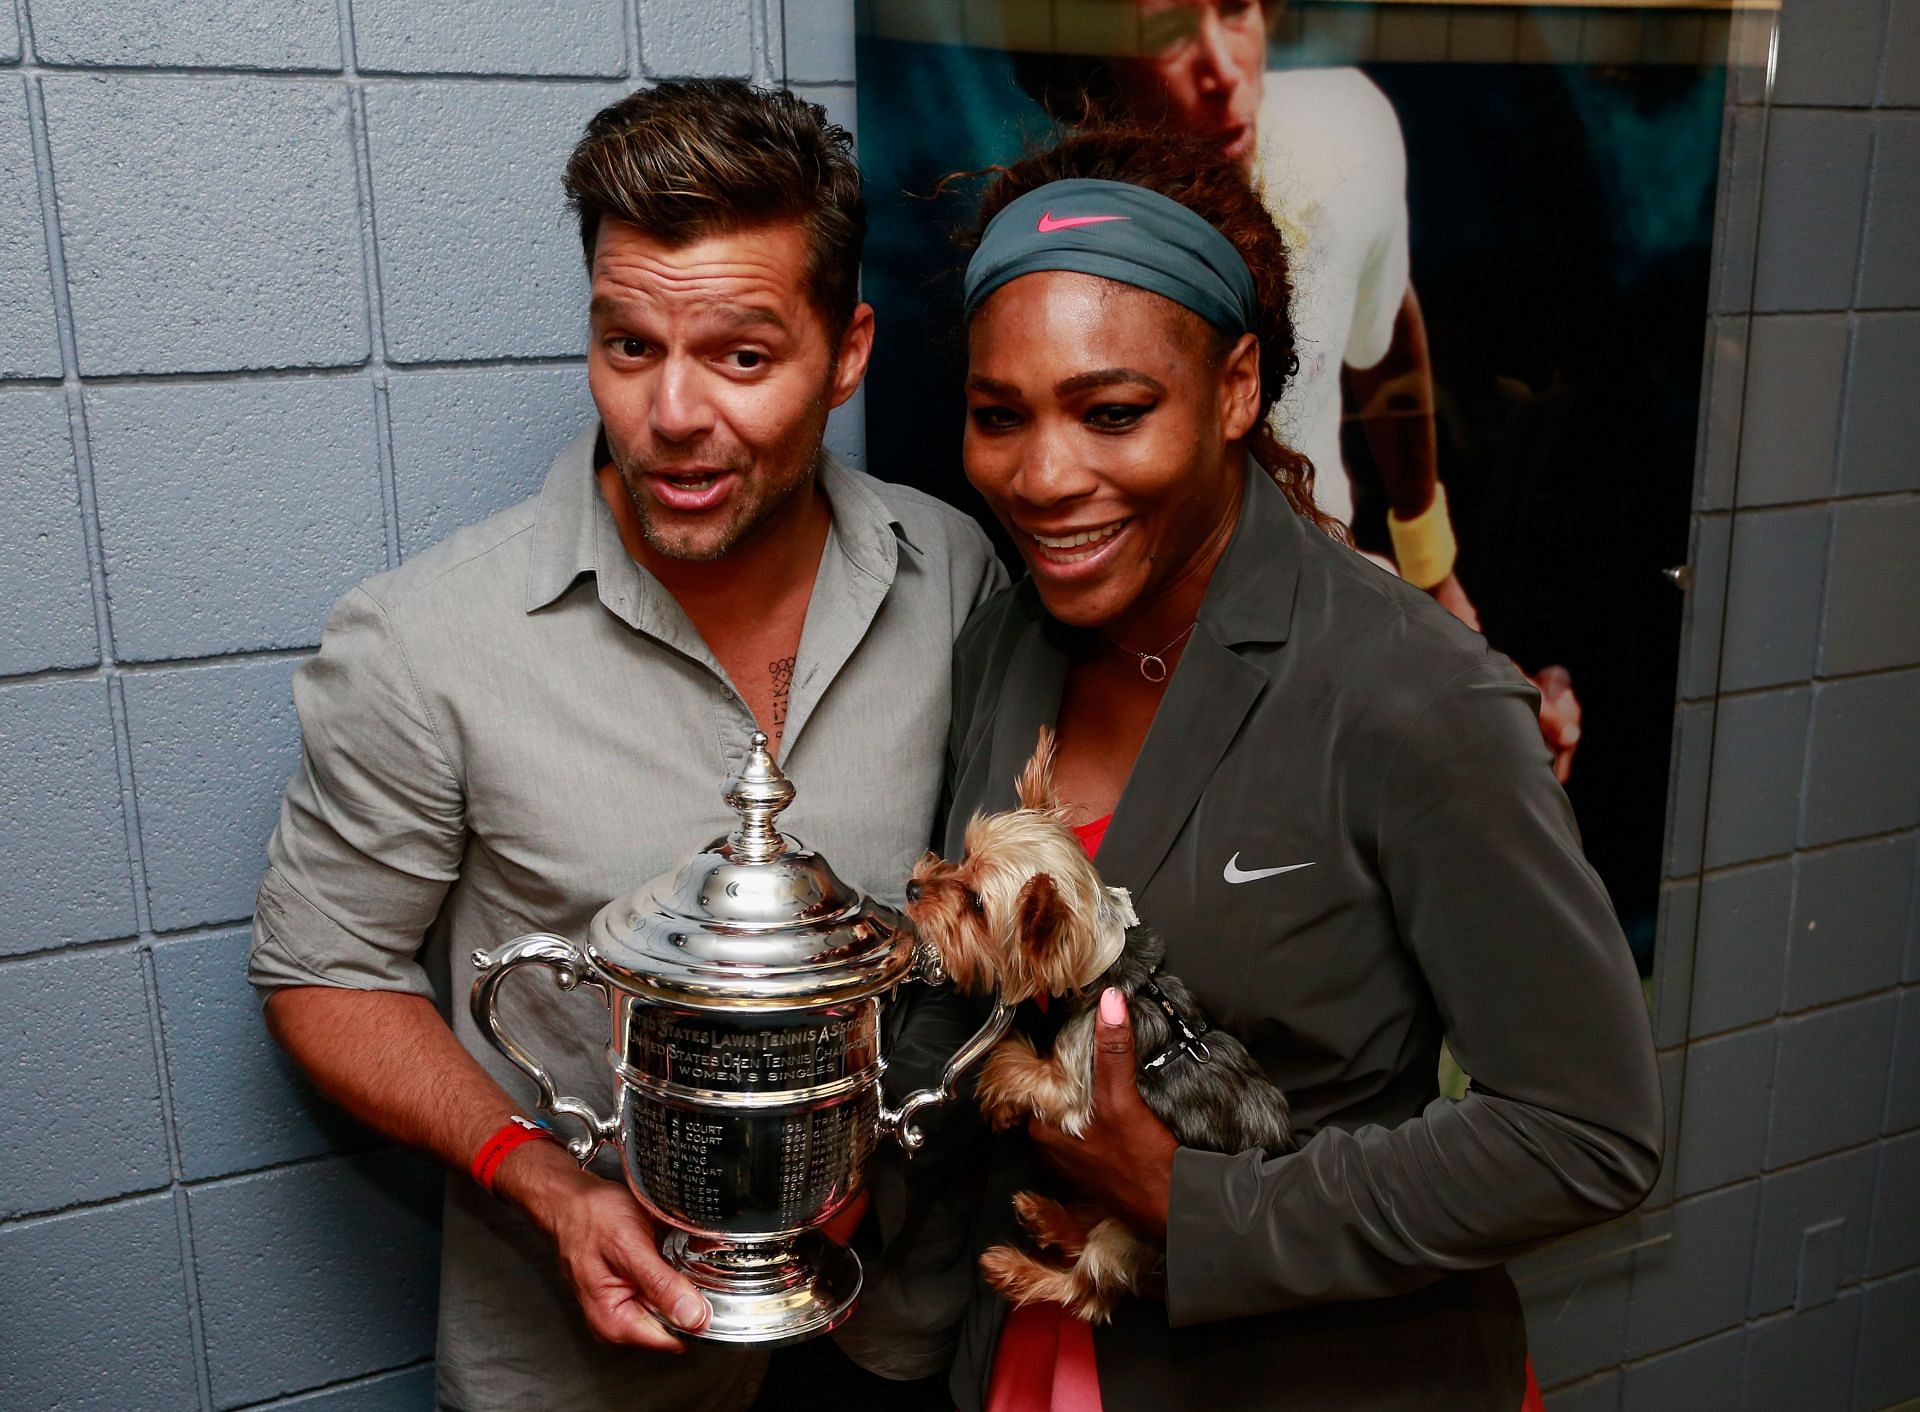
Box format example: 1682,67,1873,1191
661,1229,863,1346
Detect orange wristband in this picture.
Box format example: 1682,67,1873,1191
471,1115,557,1195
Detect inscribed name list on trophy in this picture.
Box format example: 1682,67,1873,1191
470,732,1014,1345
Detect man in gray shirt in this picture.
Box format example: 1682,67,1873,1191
249,81,1002,1411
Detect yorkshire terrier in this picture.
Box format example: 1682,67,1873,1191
904,729,1294,1322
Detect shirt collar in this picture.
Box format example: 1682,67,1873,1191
523,423,911,620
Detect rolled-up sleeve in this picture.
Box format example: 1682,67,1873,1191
1166,659,1663,1323
249,586,466,1000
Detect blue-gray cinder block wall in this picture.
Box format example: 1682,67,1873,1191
1,0,1913,1409
0,4,847,1408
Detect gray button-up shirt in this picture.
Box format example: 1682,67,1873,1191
250,425,1004,1411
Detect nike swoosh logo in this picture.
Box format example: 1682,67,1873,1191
1036,212,1132,233
1223,854,1316,884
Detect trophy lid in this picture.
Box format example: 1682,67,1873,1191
584,732,914,1010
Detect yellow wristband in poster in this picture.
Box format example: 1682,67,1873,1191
1388,482,1458,590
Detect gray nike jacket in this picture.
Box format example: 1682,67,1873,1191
936,465,1663,1411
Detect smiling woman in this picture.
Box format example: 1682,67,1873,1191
931,128,1661,1412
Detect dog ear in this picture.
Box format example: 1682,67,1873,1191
1015,872,1067,957
1015,726,1059,813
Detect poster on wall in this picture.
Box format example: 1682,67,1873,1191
856,0,1737,976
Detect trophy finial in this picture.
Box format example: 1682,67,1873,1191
724,731,796,863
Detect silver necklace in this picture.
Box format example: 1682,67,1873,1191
1113,622,1196,683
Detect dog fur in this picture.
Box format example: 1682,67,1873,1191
904,728,1294,1321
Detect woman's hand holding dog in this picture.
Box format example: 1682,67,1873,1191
1027,989,1179,1242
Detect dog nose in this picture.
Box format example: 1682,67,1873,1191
905,879,922,904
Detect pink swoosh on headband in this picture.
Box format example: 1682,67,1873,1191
1036,211,1132,233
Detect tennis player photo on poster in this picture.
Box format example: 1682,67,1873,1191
854,0,1743,987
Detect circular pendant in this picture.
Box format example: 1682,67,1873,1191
1139,654,1168,683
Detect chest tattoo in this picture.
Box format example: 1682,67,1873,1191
769,655,796,731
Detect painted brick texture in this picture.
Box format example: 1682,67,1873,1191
0,4,789,1407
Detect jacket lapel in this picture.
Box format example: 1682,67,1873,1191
981,610,1070,814
1095,470,1305,896
1095,628,1266,896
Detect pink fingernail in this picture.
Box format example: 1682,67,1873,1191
1100,987,1126,1025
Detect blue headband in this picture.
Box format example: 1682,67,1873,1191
962,177,1257,335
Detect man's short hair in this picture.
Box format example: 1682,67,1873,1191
565,79,865,339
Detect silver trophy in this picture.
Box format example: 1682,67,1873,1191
470,732,1012,1345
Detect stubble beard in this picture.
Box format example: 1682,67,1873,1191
609,441,820,565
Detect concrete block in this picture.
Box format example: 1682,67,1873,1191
386,364,592,556
0,388,96,674
1302,4,1378,64
1718,507,1826,692
1644,13,1706,66
1688,861,1790,1037
29,0,340,69
1753,110,1870,313
89,377,386,662
252,1365,435,1410
1579,12,1642,65
1885,0,1920,105
1546,1373,1619,1412
1649,1047,1685,1211
1652,880,1699,1048
1859,117,1920,309
1702,686,1811,869
1748,1147,1876,1315
1664,700,1712,878
1856,1268,1920,1410
1520,1254,1630,1385
1801,669,1920,847
188,1152,439,1409
1785,835,1913,1011
1838,313,1920,496
961,0,1053,49
1,5,17,62
1768,0,1883,105
1679,513,1727,700
1741,1295,1862,1412
0,678,135,951
152,929,377,1181
1889,989,1920,1134
0,78,61,377
1624,1180,1761,1357
1766,994,1898,1168
639,0,752,77
1376,9,1450,62
866,0,963,45
1675,1025,1775,1197
1710,107,1763,319
784,0,855,82
0,948,169,1217
1868,1130,1920,1277
353,0,624,76
1735,315,1846,507
1449,11,1519,63
0,1195,198,1412
1820,497,1920,675
44,76,366,375
365,81,615,363
1618,1327,1741,1412
1695,320,1742,511
121,657,302,931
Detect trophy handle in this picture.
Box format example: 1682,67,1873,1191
470,933,619,1166
879,946,1016,1152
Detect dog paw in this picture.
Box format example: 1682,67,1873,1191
1011,1191,1090,1256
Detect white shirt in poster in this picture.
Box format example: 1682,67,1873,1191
1252,67,1413,528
